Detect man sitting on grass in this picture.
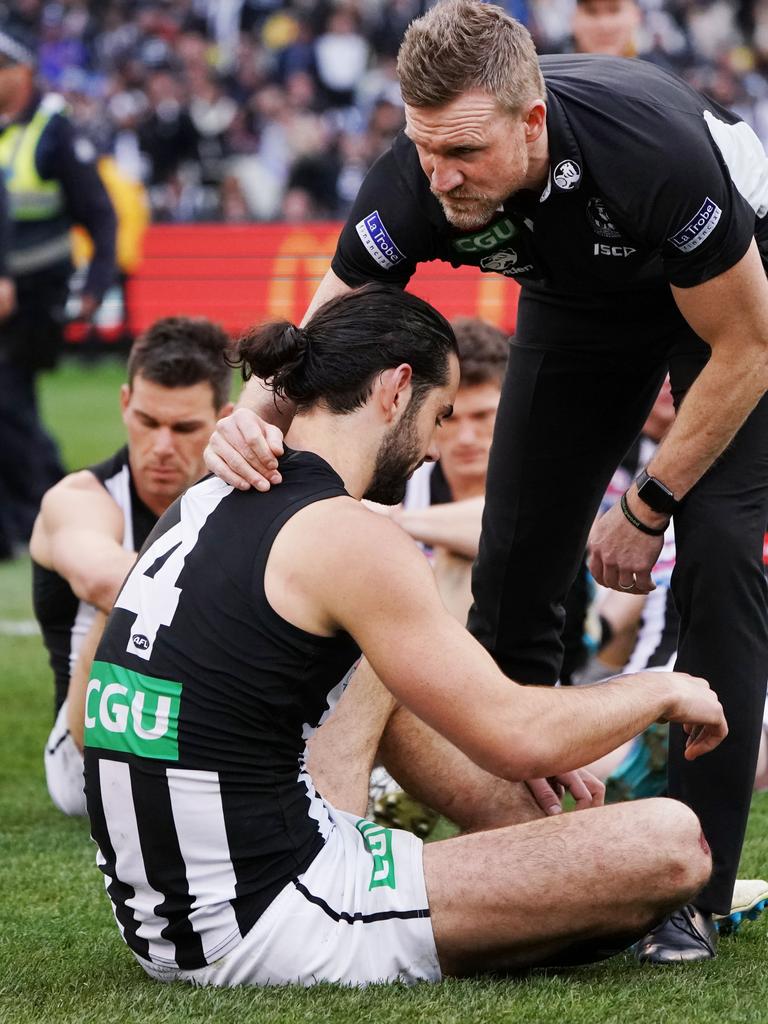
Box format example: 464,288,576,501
31,317,232,815
85,285,725,986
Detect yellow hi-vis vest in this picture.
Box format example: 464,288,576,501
0,93,65,220
0,94,72,273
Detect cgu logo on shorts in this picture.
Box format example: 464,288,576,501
355,819,397,890
452,217,518,254
84,660,182,760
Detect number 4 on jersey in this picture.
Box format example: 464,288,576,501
116,522,186,661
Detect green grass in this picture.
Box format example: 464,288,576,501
3,360,768,1022
39,358,128,471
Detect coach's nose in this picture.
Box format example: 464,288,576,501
430,158,463,195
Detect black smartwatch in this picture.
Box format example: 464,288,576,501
635,468,680,516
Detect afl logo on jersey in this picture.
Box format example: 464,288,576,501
553,160,581,191
132,634,150,650
587,197,621,239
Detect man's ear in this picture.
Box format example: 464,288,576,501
523,100,547,142
377,364,413,422
217,401,235,418
119,383,131,418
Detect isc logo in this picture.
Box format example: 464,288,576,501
84,660,182,760
593,243,636,257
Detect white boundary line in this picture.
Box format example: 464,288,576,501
0,619,40,636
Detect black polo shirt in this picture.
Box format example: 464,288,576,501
332,55,768,303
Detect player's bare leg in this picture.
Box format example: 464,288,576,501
310,661,544,829
307,658,397,816
308,661,711,974
424,797,711,975
379,706,545,829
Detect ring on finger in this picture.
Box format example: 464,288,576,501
619,575,636,591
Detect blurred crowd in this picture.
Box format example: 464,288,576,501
2,0,767,224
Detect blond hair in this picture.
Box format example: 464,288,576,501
397,0,545,114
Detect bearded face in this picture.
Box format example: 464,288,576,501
364,399,425,505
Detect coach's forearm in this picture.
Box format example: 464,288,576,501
237,375,296,433
646,244,768,519
640,346,768,521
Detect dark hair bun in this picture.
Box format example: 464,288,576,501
234,321,312,401
232,283,458,414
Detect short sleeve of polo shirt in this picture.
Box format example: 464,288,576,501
580,87,757,288
331,145,436,287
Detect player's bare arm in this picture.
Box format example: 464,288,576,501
66,610,106,751
29,472,134,613
394,496,484,558
589,241,768,593
268,498,727,777
204,268,354,490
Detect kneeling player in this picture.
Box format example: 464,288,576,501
84,285,725,986
32,317,233,814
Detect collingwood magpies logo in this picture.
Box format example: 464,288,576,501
587,197,621,239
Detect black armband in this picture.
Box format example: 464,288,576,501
620,492,667,537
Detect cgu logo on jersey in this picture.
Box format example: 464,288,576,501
355,818,397,890
84,660,182,760
452,217,518,253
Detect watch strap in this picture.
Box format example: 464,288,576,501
636,467,680,516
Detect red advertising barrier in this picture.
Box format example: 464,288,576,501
117,223,520,338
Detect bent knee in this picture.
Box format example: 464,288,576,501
44,737,87,817
643,797,711,898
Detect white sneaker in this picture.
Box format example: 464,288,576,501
714,879,768,934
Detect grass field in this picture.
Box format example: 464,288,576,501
2,359,768,1023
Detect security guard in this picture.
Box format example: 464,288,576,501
0,26,116,558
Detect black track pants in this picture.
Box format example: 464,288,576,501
468,287,768,914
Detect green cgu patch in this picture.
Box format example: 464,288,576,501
451,217,518,253
84,660,182,761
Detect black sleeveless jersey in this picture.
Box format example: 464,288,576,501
83,449,360,970
32,446,157,714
